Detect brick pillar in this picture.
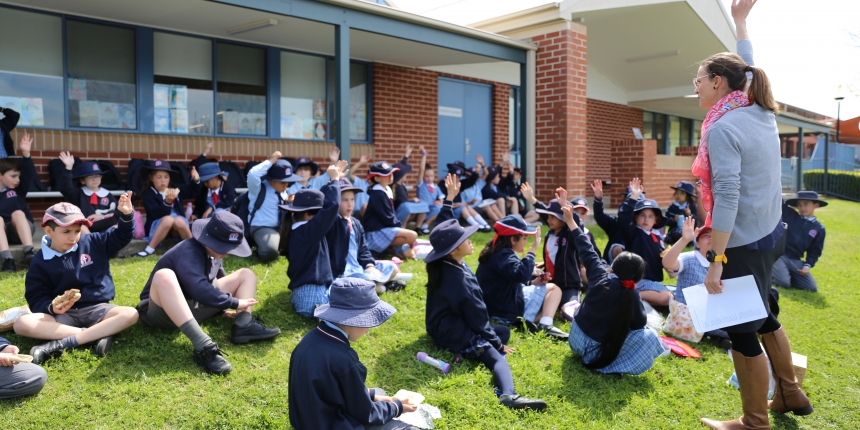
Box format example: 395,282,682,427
492,83,511,166
611,138,657,197
531,29,587,201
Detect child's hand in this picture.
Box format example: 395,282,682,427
190,166,200,182
399,400,418,413
444,173,460,201
165,188,178,203
590,180,604,200
365,266,383,279
681,216,696,243
18,134,32,157
1,344,20,354
204,141,215,156
628,178,643,200
530,232,541,252
520,182,536,204
59,151,75,170
475,153,485,166
555,187,568,203
405,145,413,158
419,145,426,156
798,266,809,276
328,160,348,181
236,298,259,311
684,207,692,217
329,146,340,162
359,153,371,164
51,299,75,315
117,191,134,215
269,151,282,164
562,203,579,230
0,355,13,367
502,345,515,354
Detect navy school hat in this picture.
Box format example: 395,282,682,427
262,159,302,183
633,198,666,229
670,181,698,198
786,190,828,208
141,159,176,174
191,211,252,257
494,214,537,236
338,177,364,194
534,199,564,221
570,196,590,212
446,161,471,177
197,162,229,182
368,161,399,179
294,157,319,176
425,219,480,263
486,165,502,183
392,160,413,183
72,161,106,179
314,278,397,328
279,188,325,212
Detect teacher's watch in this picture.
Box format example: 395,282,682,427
706,250,727,264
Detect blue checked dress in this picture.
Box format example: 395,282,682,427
569,320,667,375
341,222,397,283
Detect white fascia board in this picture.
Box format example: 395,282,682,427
628,85,695,102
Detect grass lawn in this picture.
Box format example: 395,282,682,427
1,199,859,429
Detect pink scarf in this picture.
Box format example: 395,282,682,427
691,90,750,227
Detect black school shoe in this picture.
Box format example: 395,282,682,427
1,258,15,272
230,317,281,344
193,343,232,375
384,280,407,292
30,340,65,364
22,249,36,266
94,335,115,357
499,394,547,412
539,324,570,340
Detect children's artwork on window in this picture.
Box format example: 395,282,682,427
313,99,326,120
118,104,136,129
79,100,99,127
252,113,266,136
0,96,19,112
68,78,87,101
302,119,314,139
20,98,44,126
154,108,171,133
238,113,253,135
222,111,239,134
172,109,188,134
314,120,326,140
154,84,170,109
280,116,296,139
170,86,188,110
98,102,120,129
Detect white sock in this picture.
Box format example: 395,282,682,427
144,246,155,254
474,214,489,226
539,316,554,326
421,223,429,229
466,217,479,226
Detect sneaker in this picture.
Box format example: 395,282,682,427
231,317,281,344
1,258,15,272
498,394,547,411
192,343,233,375
418,227,431,235
135,250,152,257
22,249,36,266
384,280,407,292
94,335,115,357
513,318,539,334
30,340,65,364
539,324,569,340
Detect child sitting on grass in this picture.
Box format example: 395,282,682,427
424,174,547,412
136,160,200,257
15,196,138,364
137,211,281,375
57,152,119,234
565,202,667,375
772,191,827,292
246,151,301,263
0,336,47,399
362,161,418,259
191,162,236,221
0,133,37,271
289,278,419,430
664,181,698,245
414,147,444,235
392,146,430,232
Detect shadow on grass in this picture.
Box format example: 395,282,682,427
771,413,802,430
775,286,829,310
556,354,655,422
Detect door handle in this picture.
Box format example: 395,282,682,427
465,138,470,155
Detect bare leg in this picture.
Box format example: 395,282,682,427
482,205,500,222
173,218,192,240
147,216,175,249
509,199,519,217
148,268,195,326
524,211,540,223
535,283,562,322
11,211,32,247
413,212,427,228
14,313,84,340
494,198,506,218
392,230,418,259
0,221,10,252
213,268,257,313
640,290,672,307
74,307,138,344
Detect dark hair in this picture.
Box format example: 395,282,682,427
425,256,457,291
44,221,57,230
424,163,433,171
0,158,20,175
701,53,779,114
277,209,319,259
477,234,522,264
143,169,169,192
582,252,646,370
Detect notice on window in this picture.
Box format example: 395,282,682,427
438,106,462,118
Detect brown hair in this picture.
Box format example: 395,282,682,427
0,158,20,175
701,53,779,114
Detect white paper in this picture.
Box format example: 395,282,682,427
632,127,644,139
683,275,767,333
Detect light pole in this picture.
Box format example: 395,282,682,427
835,96,844,143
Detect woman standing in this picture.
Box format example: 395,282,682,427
697,1,812,428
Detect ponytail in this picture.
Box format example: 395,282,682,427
747,66,779,114
478,234,522,264
426,257,454,291
702,53,779,114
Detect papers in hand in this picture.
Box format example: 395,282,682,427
683,275,767,333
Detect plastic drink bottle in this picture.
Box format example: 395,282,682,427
416,352,451,375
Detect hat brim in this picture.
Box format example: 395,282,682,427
534,208,564,221
424,224,480,263
297,162,319,176
340,186,364,194
669,186,698,198
199,171,228,182
41,215,93,228
191,218,252,257
262,173,302,183
141,165,177,174
786,198,827,208
72,169,107,179
279,203,323,212
314,300,396,328
633,207,667,230
392,164,413,183
571,204,590,212
368,167,400,179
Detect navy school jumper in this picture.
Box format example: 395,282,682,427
56,168,119,232
0,156,36,223
140,180,201,234
362,184,400,233
592,197,624,261
326,215,376,278
534,201,584,293
25,212,134,315
476,248,536,323
617,197,665,282
782,202,826,268
287,181,341,290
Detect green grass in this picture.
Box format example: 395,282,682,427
2,200,859,429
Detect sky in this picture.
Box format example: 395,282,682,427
390,0,860,121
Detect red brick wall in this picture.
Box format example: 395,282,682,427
609,138,697,207
492,83,511,167
586,99,643,196
531,29,588,201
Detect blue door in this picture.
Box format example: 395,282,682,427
437,78,492,179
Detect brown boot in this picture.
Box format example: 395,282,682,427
761,327,814,415
701,351,770,429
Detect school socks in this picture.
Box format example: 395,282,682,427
539,317,554,327
59,334,80,350
466,217,479,226
474,214,490,227
234,311,252,328
179,318,216,351
0,250,12,260
421,223,430,229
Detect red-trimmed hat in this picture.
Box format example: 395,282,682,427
41,203,93,228
570,196,590,212
368,161,399,179
696,226,712,240
493,214,538,236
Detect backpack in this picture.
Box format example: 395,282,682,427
93,160,123,191
169,162,191,186
126,158,148,197
231,191,266,247
219,161,246,189
48,157,81,191
243,160,261,178
29,173,47,192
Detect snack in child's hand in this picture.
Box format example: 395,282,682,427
394,390,425,405
0,353,34,363
52,289,81,309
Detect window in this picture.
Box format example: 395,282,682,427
154,32,213,134
327,60,370,141
216,43,266,136
66,20,136,129
693,120,702,146
280,52,326,140
0,7,64,129
653,112,666,147
680,118,692,148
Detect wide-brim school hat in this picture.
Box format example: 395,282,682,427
534,199,564,221
570,196,590,212
294,157,319,176
262,159,302,183
368,161,399,179
72,161,107,179
338,178,364,194
446,161,469,177
140,159,176,174
633,199,667,229
198,162,229,182
425,219,480,263
392,161,413,183
314,278,397,328
494,214,537,236
786,190,828,208
41,203,93,228
279,188,325,212
191,211,252,257
670,181,698,198
486,165,502,183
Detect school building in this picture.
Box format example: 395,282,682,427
0,0,833,220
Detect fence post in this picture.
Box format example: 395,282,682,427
796,127,804,191
823,133,829,194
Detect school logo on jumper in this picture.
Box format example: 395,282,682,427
228,233,239,241
154,160,163,166
100,197,110,206
561,238,567,247
80,254,93,267
5,190,16,198
809,229,817,238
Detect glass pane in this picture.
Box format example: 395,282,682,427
154,32,213,134
680,118,692,147
693,120,702,146
667,116,681,155
0,7,64,128
654,113,666,149
643,111,653,140
280,51,325,140
216,43,266,135
67,20,136,129
327,60,370,141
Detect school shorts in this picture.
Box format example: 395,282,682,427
55,303,116,328
4,220,35,245
137,279,222,328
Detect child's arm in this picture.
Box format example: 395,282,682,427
662,217,696,272
417,145,427,186
306,162,346,239
103,192,135,254
475,154,488,181
617,179,642,240
24,268,57,315
0,107,20,131
217,182,237,210
55,151,79,201
142,187,174,221
435,174,460,225
562,204,609,290
342,370,405,426
177,166,201,199
15,134,35,198
350,153,370,182
459,285,503,352
803,226,826,269
247,152,279,196
503,241,538,283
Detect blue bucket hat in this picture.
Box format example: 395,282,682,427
294,157,319,176
425,219,480,263
534,199,565,221
633,198,666,229
279,188,324,212
262,159,301,183
786,190,827,208
191,211,252,257
198,162,229,182
314,278,396,328
72,161,106,179
670,181,698,198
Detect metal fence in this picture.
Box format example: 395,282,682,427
782,139,860,201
